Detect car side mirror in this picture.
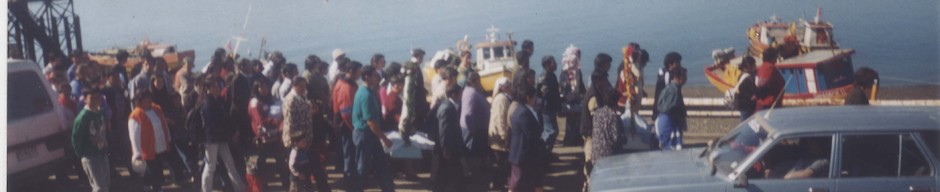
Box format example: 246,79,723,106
734,174,749,188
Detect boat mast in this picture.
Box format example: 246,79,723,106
814,6,822,23
230,4,253,58
486,25,499,43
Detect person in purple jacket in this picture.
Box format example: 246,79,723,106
459,72,491,190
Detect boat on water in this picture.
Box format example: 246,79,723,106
746,8,838,58
423,26,518,93
706,9,877,105
473,26,518,92
87,40,195,73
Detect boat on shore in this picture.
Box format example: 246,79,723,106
422,26,518,93
746,8,838,58
706,9,877,105
473,26,517,92
87,40,195,73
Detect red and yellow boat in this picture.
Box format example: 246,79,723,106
706,9,877,105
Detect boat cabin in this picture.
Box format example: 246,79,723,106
801,21,837,49
475,41,516,72
471,26,518,92
758,23,791,46
774,49,855,98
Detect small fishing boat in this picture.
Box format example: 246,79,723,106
706,49,857,100
87,40,195,73
473,26,517,92
707,9,877,105
421,26,517,93
746,7,838,58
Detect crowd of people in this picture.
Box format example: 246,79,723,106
46,38,795,192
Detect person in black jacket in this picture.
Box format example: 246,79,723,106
537,56,562,153
227,59,255,180
734,56,758,121
200,75,247,192
432,83,466,192
508,84,546,192
580,53,613,145
578,53,614,191
560,46,586,146
844,67,878,106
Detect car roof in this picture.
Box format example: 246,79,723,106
7,59,42,73
755,106,940,136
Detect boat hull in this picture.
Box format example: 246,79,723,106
704,61,857,105
88,50,195,73
704,65,736,93
479,69,512,93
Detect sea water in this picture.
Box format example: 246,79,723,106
72,0,938,86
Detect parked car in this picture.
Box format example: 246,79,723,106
7,59,73,182
590,106,940,192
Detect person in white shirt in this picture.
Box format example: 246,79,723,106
328,49,347,87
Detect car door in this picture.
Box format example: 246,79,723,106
836,133,936,192
731,135,836,192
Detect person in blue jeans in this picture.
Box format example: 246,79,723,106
332,61,362,190
655,67,687,150
352,66,395,192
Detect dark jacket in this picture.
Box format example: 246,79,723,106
560,69,586,106
423,99,442,143
152,87,184,139
305,72,333,119
229,73,254,141
736,73,758,114
202,96,234,143
436,99,463,158
844,85,869,105
508,102,545,165
537,72,562,114
580,71,611,136
653,67,669,121
230,73,254,115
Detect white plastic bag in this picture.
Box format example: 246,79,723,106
132,159,147,175
385,131,436,159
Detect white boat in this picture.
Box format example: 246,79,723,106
421,26,518,92
473,26,517,92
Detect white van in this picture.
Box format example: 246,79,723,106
7,59,73,181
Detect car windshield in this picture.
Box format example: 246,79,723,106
710,119,770,178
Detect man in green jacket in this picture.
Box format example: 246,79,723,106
72,88,110,192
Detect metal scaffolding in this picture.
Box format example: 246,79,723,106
8,0,82,64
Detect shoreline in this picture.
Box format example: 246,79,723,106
644,84,940,100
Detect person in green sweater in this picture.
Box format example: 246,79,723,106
72,88,110,192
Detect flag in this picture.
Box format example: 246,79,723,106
815,6,822,23
225,40,232,51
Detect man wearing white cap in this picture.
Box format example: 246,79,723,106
328,49,347,87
